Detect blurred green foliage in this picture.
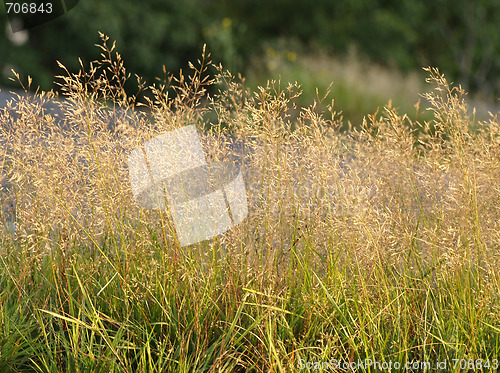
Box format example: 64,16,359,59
1,0,499,97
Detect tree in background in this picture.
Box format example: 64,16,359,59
0,0,499,98
1,0,206,91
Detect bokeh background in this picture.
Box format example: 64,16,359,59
1,0,500,124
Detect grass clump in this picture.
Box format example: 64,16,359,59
0,35,499,372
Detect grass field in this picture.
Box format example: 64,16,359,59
1,37,499,372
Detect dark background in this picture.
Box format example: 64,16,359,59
1,0,499,101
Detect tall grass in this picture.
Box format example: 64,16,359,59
1,35,499,372
246,46,431,128
247,46,500,128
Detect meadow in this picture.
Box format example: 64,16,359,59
1,36,499,372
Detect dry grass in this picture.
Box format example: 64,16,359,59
247,47,430,127
248,46,500,128
0,34,499,372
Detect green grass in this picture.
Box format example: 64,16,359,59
1,36,499,372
